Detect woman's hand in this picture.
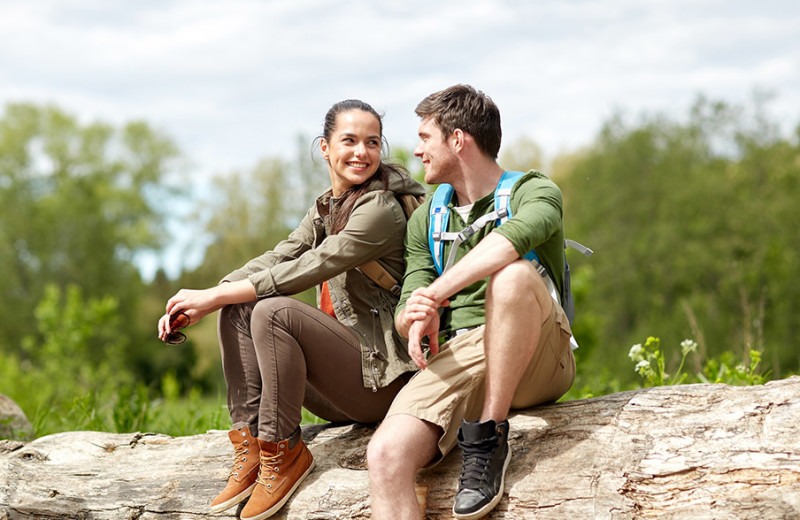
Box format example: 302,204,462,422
165,287,220,319
157,288,217,341
157,281,257,342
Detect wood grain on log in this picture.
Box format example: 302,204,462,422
2,376,799,519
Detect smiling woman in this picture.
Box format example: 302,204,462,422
316,100,392,234
156,99,426,519
320,107,383,196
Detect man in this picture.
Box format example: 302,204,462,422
367,84,576,520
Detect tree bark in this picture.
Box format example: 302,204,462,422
2,377,799,520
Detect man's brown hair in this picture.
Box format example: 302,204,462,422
415,84,502,159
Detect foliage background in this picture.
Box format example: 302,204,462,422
1,93,797,439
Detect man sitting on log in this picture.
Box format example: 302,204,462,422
367,84,577,520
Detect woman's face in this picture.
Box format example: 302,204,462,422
321,109,382,197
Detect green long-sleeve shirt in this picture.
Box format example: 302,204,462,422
396,170,566,337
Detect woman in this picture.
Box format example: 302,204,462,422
158,100,425,520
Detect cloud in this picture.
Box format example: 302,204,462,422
1,0,798,179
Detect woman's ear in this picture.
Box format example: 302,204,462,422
320,139,329,161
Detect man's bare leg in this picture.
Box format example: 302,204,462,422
481,260,551,422
368,413,442,520
453,260,552,519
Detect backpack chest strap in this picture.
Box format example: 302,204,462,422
428,171,530,275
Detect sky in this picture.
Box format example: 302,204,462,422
2,0,799,276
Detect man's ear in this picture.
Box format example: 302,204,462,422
451,129,465,152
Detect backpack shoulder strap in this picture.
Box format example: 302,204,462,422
494,170,525,224
428,184,455,275
357,192,427,295
428,174,533,274
494,171,541,263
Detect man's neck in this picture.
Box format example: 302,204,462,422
451,160,505,206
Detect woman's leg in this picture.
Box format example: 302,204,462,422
217,302,262,435
211,302,264,514
249,296,408,441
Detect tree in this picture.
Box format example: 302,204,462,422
499,135,544,173
0,103,181,355
558,95,800,381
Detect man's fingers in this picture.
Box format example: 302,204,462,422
406,309,430,321
408,338,427,370
407,322,430,370
428,334,440,358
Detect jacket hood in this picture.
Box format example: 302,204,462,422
317,166,426,211
368,167,427,198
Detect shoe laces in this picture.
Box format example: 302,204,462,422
458,435,498,490
255,448,285,487
229,439,251,478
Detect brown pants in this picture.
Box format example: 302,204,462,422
218,297,409,441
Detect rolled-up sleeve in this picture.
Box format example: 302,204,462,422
233,191,405,299
491,173,563,257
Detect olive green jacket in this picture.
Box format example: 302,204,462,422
222,170,425,390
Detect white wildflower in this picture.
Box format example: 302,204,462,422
629,344,645,361
680,339,698,356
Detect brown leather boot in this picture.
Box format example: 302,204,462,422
240,433,315,520
210,427,259,513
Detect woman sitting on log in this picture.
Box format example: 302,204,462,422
158,99,424,520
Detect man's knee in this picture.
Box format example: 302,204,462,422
487,260,553,322
367,415,440,480
488,260,543,301
367,425,403,481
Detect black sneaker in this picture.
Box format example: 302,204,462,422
452,419,511,520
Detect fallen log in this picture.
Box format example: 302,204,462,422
1,376,799,519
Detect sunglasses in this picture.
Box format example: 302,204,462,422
164,311,190,345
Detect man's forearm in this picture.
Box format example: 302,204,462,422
427,232,520,304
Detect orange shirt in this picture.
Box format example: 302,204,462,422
319,281,336,318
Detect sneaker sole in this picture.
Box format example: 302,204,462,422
452,446,512,520
210,482,257,514
240,456,316,520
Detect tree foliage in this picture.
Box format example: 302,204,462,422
4,95,800,437
0,102,181,354
560,95,800,381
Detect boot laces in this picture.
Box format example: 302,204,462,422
228,440,251,478
458,436,498,490
256,449,285,486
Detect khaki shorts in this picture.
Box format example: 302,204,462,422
386,294,575,464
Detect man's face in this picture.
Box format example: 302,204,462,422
414,117,457,185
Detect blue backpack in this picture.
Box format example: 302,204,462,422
427,170,592,325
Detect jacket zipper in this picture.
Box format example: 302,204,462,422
329,281,378,392
369,308,381,392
